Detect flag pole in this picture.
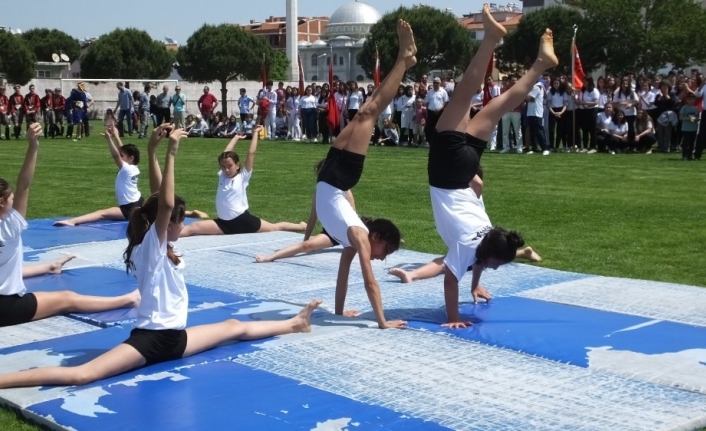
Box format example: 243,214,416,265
572,24,578,150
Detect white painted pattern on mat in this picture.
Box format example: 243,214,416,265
236,329,706,431
519,277,706,327
0,318,99,349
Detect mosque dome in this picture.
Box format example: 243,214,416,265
324,0,381,41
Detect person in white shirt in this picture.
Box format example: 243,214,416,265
237,88,254,123
0,123,139,327
634,108,656,153
300,86,319,142
483,75,501,150
595,104,614,152
526,80,550,155
263,81,279,139
395,85,415,146
316,20,417,330
608,109,629,154
576,76,600,153
53,126,144,226
346,82,364,122
423,77,449,139
614,78,639,147
180,131,306,237
0,124,320,388
547,78,568,151
285,88,301,141
426,10,558,328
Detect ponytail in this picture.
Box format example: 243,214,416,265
476,226,525,265
361,217,401,253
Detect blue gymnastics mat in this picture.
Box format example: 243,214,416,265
2,219,706,431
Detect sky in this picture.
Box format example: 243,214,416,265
4,0,489,45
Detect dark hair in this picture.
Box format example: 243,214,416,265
582,76,595,93
124,193,186,273
361,217,401,254
120,144,140,165
0,178,11,199
219,151,240,168
476,227,525,264
267,80,273,86
314,159,326,175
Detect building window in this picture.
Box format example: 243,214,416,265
37,70,51,78
311,54,318,66
344,26,349,33
356,75,364,82
311,75,318,81
469,31,477,40
339,56,344,66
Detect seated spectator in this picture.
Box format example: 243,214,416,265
184,114,196,132
220,115,240,138
188,114,209,137
595,104,614,153
634,109,656,154
241,114,256,139
376,118,399,146
205,113,225,137
608,110,629,154
275,109,288,139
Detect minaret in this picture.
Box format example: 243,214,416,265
286,0,299,81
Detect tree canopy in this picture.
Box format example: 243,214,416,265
0,31,36,85
358,5,477,82
21,28,80,63
564,0,706,75
79,28,173,79
497,7,598,76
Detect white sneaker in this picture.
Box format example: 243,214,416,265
587,149,597,154
499,149,510,154
516,148,523,154
542,150,550,156
526,151,534,155
610,151,616,155
313,138,318,143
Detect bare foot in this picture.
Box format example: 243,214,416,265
298,222,307,230
482,3,507,41
53,220,75,227
388,268,414,283
537,29,559,68
126,289,141,308
255,254,274,263
48,254,76,274
188,210,209,219
292,299,322,333
519,246,542,262
342,309,359,318
396,19,417,69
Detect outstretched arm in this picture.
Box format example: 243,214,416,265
244,125,263,173
105,127,124,168
303,192,318,241
222,132,245,153
147,124,171,195
155,128,187,245
13,123,42,218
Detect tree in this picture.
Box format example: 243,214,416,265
21,28,80,63
497,7,600,76
80,28,173,79
564,0,706,75
0,31,36,85
357,5,476,82
177,24,288,116
268,50,289,82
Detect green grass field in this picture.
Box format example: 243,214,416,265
0,129,705,430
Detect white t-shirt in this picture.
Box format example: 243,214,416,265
347,91,363,110
527,83,545,118
132,225,187,330
115,163,141,206
430,187,492,283
598,92,611,109
471,92,483,109
424,88,449,111
285,96,300,113
610,122,629,136
300,95,317,110
579,89,600,109
315,182,367,248
216,169,251,220
0,209,27,296
596,112,613,130
638,90,656,110
615,91,638,116
549,91,567,108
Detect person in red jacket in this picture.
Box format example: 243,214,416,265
0,86,10,140
23,84,41,130
52,88,67,138
8,85,24,139
41,89,55,138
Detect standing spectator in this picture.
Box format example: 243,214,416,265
23,84,41,129
83,88,93,137
423,77,449,140
113,82,134,137
238,88,254,123
577,76,599,153
52,88,66,138
263,81,278,139
483,75,501,150
0,86,9,140
614,78,639,150
654,82,677,153
679,93,699,160
155,85,171,126
9,85,24,139
547,78,567,151
317,88,330,144
138,84,151,138
412,97,427,147
501,74,524,153
286,87,301,141
149,95,158,128
40,89,54,138
171,86,187,129
347,81,364,122
417,75,429,100
526,79,549,155
395,85,415,146
363,84,374,104
300,86,318,142
197,86,218,125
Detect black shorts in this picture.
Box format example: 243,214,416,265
214,210,262,235
0,293,38,327
119,197,145,219
321,228,339,247
428,131,487,189
123,328,188,366
317,147,365,191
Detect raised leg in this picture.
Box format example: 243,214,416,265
179,220,224,237
389,257,446,283
255,234,334,262
334,20,417,156
181,299,321,357
435,4,507,134
258,220,307,233
517,246,542,262
0,343,146,389
31,289,140,321
466,29,558,141
53,207,125,227
22,254,76,278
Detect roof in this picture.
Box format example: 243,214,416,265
328,0,381,25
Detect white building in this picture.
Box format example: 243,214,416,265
522,0,562,13
298,0,381,83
